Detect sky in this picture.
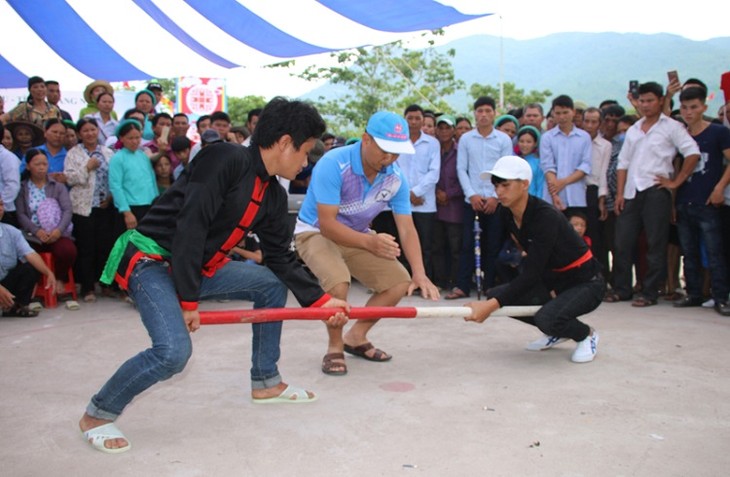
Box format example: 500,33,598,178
1,0,725,105
226,0,727,99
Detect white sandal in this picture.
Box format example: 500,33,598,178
251,384,318,404
82,422,131,454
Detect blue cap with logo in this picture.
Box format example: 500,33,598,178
365,111,415,155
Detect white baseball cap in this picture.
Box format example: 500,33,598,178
480,155,533,182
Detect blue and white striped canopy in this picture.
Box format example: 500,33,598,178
0,0,491,88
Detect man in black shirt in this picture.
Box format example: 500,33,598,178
465,156,604,363
79,98,349,454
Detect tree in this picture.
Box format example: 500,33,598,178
157,78,177,103
227,95,268,125
297,32,464,133
469,82,552,113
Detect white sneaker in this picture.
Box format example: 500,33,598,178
526,334,568,351
571,331,599,363
702,298,715,308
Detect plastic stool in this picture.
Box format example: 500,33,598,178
32,252,77,308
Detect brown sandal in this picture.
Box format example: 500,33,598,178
321,352,347,376
2,305,39,318
603,291,623,303
343,342,392,362
631,296,657,307
444,287,467,300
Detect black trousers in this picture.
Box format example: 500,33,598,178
0,211,18,227
1,262,40,307
73,207,117,294
613,187,671,301
412,212,435,280
488,274,605,342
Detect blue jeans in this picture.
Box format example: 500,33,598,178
456,204,504,294
676,204,729,301
86,259,288,420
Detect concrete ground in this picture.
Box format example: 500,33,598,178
1,283,729,477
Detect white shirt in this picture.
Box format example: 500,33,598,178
617,113,700,199
587,134,611,198
0,145,20,212
189,141,202,162
86,111,118,145
395,132,440,212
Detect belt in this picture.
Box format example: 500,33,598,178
552,249,593,273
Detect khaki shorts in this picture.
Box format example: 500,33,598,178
295,231,411,293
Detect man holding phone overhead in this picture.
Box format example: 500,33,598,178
606,81,701,307
629,80,640,100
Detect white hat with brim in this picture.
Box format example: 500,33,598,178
480,155,533,182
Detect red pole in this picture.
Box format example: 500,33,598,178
200,306,418,325
199,305,540,325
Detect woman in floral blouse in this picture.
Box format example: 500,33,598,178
15,149,77,302
65,118,115,302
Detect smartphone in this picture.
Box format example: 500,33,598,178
629,80,639,99
160,125,170,143
667,70,680,85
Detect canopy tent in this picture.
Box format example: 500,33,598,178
0,0,491,88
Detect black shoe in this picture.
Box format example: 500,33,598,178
673,296,704,308
714,301,730,316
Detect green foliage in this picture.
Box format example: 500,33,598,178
468,82,552,113
157,78,177,103
298,32,464,132
227,95,268,125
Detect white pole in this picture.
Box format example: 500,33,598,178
413,306,541,318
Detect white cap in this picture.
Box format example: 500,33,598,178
480,155,533,182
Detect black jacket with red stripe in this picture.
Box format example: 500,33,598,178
123,141,328,310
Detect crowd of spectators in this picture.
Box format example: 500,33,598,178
1,73,730,317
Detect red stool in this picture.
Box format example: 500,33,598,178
32,252,77,308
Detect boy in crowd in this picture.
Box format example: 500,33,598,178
673,86,730,315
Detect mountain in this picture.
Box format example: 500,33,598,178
301,32,730,115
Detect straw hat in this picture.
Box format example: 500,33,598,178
5,121,44,146
83,80,113,104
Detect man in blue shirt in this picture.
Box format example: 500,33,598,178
0,199,56,317
539,95,592,214
449,96,513,299
295,111,439,376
